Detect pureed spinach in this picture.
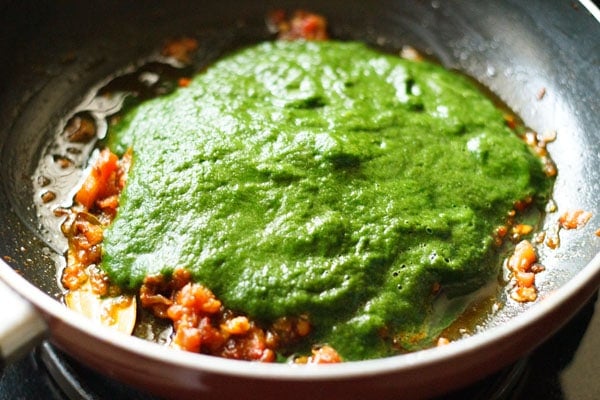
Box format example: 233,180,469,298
101,41,551,360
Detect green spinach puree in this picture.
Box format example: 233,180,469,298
102,40,550,360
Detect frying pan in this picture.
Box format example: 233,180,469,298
1,0,599,399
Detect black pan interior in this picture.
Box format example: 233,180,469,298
0,0,598,329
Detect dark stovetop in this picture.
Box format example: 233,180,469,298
1,292,598,400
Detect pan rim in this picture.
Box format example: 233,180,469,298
1,249,599,380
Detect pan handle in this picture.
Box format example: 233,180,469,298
0,278,47,372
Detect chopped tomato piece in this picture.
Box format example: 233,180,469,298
178,77,192,87
75,149,119,209
78,219,103,247
507,240,537,272
511,286,538,302
161,37,198,63
559,209,592,230
514,270,535,288
506,240,543,303
62,262,88,290
221,316,251,335
96,194,119,213
307,345,342,364
512,224,533,236
270,10,328,41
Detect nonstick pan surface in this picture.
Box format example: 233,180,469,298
0,1,599,399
